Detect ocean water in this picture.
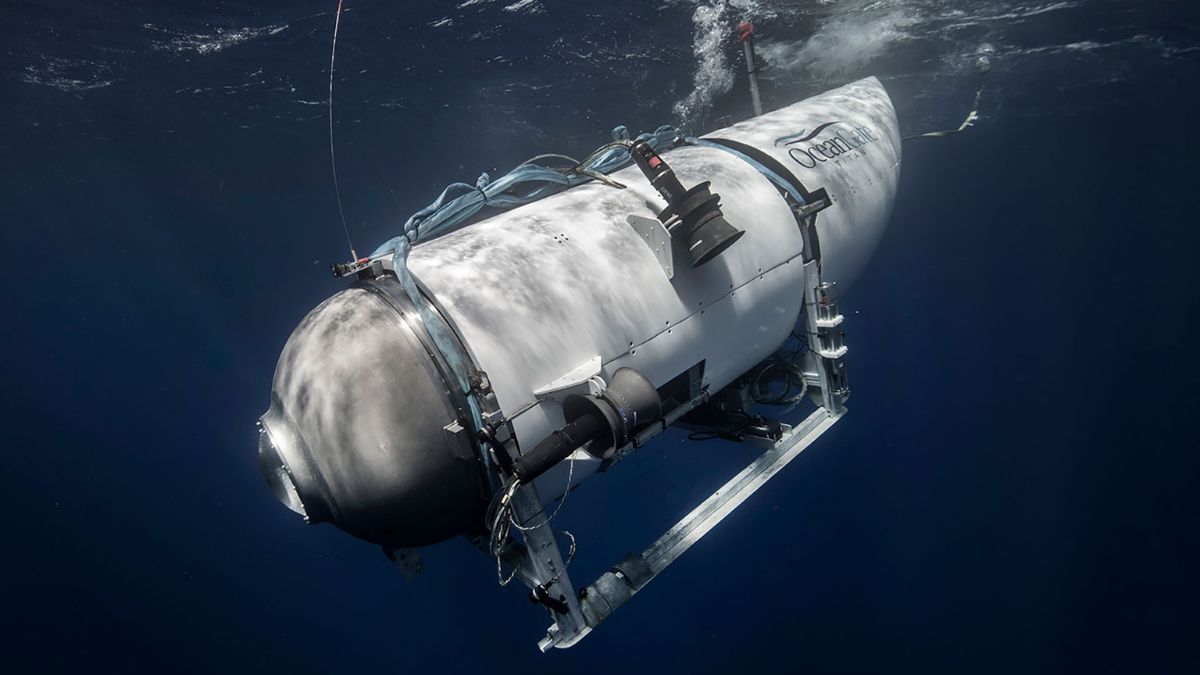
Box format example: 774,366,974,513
3,1,1198,672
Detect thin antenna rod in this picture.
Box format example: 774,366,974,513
329,0,357,261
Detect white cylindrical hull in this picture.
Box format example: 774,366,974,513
407,77,901,495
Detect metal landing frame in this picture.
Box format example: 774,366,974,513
505,399,844,651
550,405,842,650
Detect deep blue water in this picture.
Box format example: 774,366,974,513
3,1,1198,672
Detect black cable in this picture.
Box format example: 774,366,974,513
752,360,795,405
688,410,754,442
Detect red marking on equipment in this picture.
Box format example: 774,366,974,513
358,257,369,264
738,21,754,42
648,156,663,169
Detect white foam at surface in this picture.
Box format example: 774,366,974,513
21,57,114,92
503,0,543,14
759,6,917,79
749,0,1091,83
144,22,288,56
673,2,737,129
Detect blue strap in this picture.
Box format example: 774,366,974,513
367,125,679,448
371,125,678,258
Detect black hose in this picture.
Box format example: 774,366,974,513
511,412,606,484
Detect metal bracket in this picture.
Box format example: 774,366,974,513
790,196,848,413
626,214,675,280
802,269,849,412
793,197,831,221
504,483,589,651
532,355,604,401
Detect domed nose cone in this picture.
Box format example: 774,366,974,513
258,281,487,547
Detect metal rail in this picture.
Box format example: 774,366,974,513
540,405,842,650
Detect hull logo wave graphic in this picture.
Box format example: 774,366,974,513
773,122,840,146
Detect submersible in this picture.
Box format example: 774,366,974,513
258,77,900,648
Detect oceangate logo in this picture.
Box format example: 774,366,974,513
774,122,879,169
